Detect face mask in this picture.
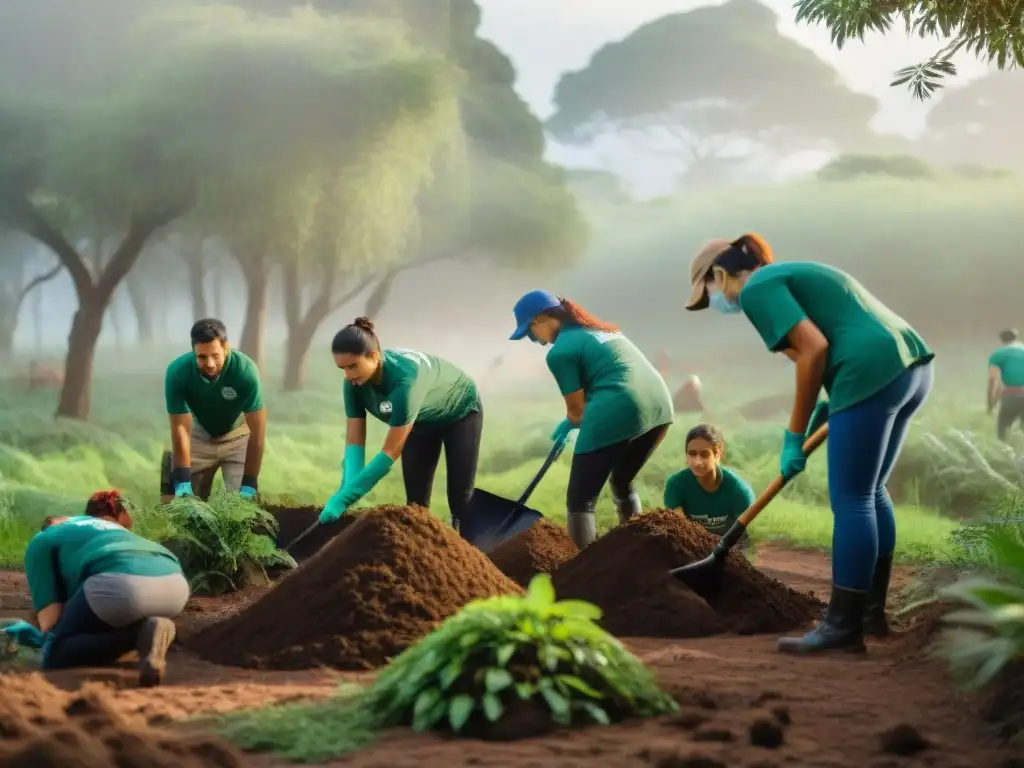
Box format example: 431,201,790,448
709,291,741,315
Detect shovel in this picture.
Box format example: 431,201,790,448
461,435,568,553
669,423,829,584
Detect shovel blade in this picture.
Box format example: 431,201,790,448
461,488,544,552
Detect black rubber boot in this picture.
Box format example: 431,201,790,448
567,502,598,549
612,489,642,525
451,517,461,535
863,552,894,637
137,617,177,688
777,586,867,655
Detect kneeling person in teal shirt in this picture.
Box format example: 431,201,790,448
24,490,189,686
663,424,755,548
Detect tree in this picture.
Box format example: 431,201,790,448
0,231,62,357
793,0,1024,100
546,0,878,186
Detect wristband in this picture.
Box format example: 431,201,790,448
170,466,191,485
241,475,258,491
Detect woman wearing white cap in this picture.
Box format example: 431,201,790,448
509,290,674,549
686,234,934,655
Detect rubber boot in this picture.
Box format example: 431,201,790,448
137,617,177,688
612,489,642,525
776,585,867,655
451,517,461,535
863,552,894,637
567,502,598,549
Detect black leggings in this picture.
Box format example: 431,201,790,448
567,423,671,509
42,589,141,670
997,395,1024,441
402,408,483,527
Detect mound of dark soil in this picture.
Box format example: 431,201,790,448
488,520,579,587
193,505,523,671
551,509,822,637
0,674,244,767
266,505,362,566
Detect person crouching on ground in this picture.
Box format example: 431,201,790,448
508,290,674,549
321,317,483,533
663,423,755,550
686,233,934,655
24,490,189,686
161,318,267,503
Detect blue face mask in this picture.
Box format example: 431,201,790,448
709,291,741,315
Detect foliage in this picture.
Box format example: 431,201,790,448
360,574,678,735
793,0,1024,100
817,153,937,182
162,492,295,596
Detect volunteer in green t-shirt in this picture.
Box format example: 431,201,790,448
987,327,1024,442
320,317,483,532
686,234,935,655
24,490,189,686
664,424,755,547
508,290,674,549
162,318,267,502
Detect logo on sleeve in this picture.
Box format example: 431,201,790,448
379,401,393,414
221,387,238,401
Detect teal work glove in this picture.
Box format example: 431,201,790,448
319,490,347,524
319,451,395,525
2,620,44,648
239,485,256,500
551,418,577,445
341,444,367,492
174,481,193,497
806,401,829,438
779,429,808,481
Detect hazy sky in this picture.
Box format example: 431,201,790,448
476,0,993,192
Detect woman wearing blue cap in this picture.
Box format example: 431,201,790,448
685,234,934,655
509,290,674,548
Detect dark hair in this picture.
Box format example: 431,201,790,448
705,234,772,282
85,490,126,519
541,297,619,333
685,423,725,454
1000,328,1018,344
331,317,381,357
191,318,228,346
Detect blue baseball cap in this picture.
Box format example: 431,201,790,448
510,290,561,340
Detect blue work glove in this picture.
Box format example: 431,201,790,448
2,620,44,648
319,451,395,525
779,429,808,481
174,481,193,497
239,485,256,500
806,401,829,438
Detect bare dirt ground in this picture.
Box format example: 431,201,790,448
0,542,1018,768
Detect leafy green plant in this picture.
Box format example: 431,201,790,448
360,574,678,736
162,492,296,596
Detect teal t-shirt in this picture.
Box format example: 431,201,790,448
545,326,674,454
24,516,183,611
989,343,1024,387
738,262,934,414
164,349,264,437
663,466,755,536
344,348,480,427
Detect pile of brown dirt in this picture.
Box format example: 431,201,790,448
488,520,579,587
193,505,523,671
551,509,823,637
266,505,362,566
0,674,244,767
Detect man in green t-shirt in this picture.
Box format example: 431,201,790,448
987,328,1024,443
160,319,266,502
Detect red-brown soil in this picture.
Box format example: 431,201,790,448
1,510,1020,767
488,518,579,587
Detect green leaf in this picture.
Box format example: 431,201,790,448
495,643,516,667
439,660,462,690
485,668,514,693
447,695,475,732
482,693,504,722
556,675,603,699
540,684,571,725
526,573,556,607
580,701,611,725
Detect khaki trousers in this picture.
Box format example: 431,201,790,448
162,423,249,501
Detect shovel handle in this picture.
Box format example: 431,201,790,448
516,436,566,506
737,423,829,528
285,521,321,553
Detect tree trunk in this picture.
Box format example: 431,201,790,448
126,272,154,343
0,312,15,358
282,315,321,392
362,268,400,319
32,281,43,352
239,257,269,371
187,256,208,320
56,289,108,420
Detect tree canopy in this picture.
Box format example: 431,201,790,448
546,0,877,180
793,0,1024,99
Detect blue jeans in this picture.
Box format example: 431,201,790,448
827,362,934,591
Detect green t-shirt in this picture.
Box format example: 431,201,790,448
164,349,264,437
663,466,755,536
343,348,480,428
738,262,934,414
545,326,674,454
989,343,1024,387
24,516,183,611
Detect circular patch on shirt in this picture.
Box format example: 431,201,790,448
221,387,238,401
379,401,393,414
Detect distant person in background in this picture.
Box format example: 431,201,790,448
509,290,674,549
160,319,266,503
24,490,189,686
664,423,755,549
673,373,706,413
687,233,934,656
324,317,483,533
987,327,1024,443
